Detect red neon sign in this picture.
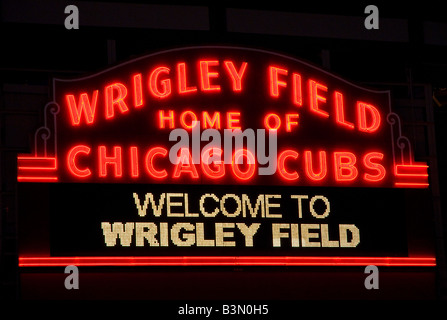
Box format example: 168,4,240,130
16,47,432,269
42,144,403,185
17,46,428,188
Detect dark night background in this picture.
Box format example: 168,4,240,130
1,0,447,303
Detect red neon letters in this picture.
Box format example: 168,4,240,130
157,110,244,130
132,73,144,108
67,145,91,177
334,91,354,130
66,91,98,126
57,55,415,188
309,79,329,118
277,150,299,180
201,147,225,179
149,66,171,98
145,147,168,179
105,83,129,119
224,61,247,92
363,152,386,182
267,67,382,133
65,59,249,126
99,146,123,178
269,66,288,97
357,102,381,133
66,144,387,185
200,60,221,92
64,60,382,137
333,152,358,182
304,150,327,181
177,63,197,94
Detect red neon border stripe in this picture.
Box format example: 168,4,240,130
18,256,436,267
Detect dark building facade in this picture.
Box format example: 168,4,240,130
1,0,447,302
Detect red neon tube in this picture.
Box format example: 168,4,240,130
18,256,436,267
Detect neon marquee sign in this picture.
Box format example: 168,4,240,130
17,46,428,188
17,46,434,268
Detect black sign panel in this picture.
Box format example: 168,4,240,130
49,183,407,257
